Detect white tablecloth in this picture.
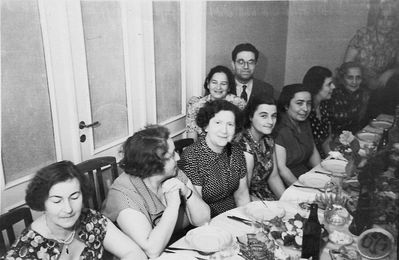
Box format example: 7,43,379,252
279,164,327,203
155,201,347,260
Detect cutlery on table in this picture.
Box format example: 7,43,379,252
293,184,325,192
314,170,344,178
260,200,269,208
227,215,253,226
166,246,216,256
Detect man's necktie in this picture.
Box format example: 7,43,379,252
241,85,248,102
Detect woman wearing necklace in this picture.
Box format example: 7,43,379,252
303,66,336,158
102,125,210,258
235,96,286,201
4,161,147,260
275,84,321,186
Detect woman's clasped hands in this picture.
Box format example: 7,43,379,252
162,178,191,206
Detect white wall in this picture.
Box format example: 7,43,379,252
284,0,369,86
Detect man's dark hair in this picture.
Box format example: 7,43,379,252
231,43,259,61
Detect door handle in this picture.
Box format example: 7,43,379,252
79,121,99,129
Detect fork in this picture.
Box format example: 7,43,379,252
260,200,269,208
166,246,217,256
293,184,325,192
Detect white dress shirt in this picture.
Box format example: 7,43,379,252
235,79,253,99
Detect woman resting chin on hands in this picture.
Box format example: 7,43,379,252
102,125,210,259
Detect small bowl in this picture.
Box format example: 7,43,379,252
328,230,353,245
357,228,394,259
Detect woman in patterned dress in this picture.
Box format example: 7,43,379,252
4,161,147,260
186,65,246,141
303,66,336,158
331,62,370,135
179,100,251,217
235,96,285,201
344,2,399,117
102,126,210,258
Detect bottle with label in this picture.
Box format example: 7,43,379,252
301,203,321,260
388,105,399,144
377,128,389,151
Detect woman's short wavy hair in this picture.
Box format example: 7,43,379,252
196,100,242,133
277,84,310,113
302,66,332,96
119,125,170,178
243,96,277,129
25,160,91,211
335,61,364,86
203,65,236,95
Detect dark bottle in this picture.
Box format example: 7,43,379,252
348,191,373,236
377,128,389,151
388,105,399,144
301,203,321,260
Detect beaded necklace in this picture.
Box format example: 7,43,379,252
45,217,76,254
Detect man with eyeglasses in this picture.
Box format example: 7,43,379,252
231,43,274,104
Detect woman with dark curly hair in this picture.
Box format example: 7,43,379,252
179,100,250,217
235,97,285,201
102,125,210,258
186,65,246,140
5,161,147,260
303,66,336,158
331,61,370,135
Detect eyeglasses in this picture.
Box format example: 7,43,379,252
235,59,256,67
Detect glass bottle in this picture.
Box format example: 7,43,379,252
348,190,373,236
377,128,389,151
388,105,399,144
301,203,321,260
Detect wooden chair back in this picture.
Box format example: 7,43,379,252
0,207,33,256
174,138,194,155
77,156,119,211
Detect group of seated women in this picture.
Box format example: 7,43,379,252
5,61,374,259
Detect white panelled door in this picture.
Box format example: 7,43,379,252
1,0,205,212
67,0,146,161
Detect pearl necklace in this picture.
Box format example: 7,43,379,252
46,217,76,254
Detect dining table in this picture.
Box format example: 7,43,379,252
155,114,397,260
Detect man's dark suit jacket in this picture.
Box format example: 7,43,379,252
247,78,275,104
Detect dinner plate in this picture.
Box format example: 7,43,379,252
298,173,331,188
369,120,392,130
185,225,233,252
321,159,347,173
244,201,286,221
356,132,379,148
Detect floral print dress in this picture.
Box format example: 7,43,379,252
4,209,108,260
236,129,277,201
348,26,399,81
